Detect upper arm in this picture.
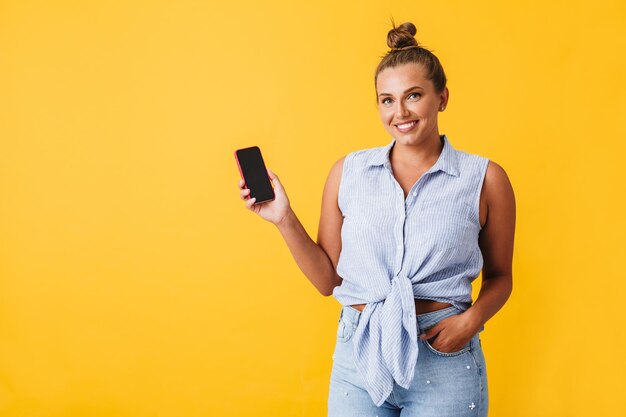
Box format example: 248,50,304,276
317,155,346,271
478,160,516,281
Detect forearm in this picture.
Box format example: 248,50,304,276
275,209,341,296
465,275,513,331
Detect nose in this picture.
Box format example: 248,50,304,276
396,101,410,118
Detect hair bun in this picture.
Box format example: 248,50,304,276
387,21,418,50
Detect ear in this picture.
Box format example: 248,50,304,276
439,86,449,109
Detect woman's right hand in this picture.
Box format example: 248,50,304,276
238,168,293,226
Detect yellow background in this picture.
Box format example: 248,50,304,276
1,0,625,416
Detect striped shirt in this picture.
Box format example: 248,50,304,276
332,134,489,406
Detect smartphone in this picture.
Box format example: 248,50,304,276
234,146,275,205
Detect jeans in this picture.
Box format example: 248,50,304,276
328,305,488,417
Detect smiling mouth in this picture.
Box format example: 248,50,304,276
395,120,418,132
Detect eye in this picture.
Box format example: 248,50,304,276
381,97,392,105
408,92,421,100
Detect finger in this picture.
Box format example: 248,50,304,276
240,188,250,199
422,325,435,338
239,179,245,188
421,325,438,339
246,197,256,209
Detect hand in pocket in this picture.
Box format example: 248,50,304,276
419,312,477,353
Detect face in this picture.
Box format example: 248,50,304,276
376,62,449,144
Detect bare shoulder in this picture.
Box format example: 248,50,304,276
328,155,346,183
485,159,510,183
321,154,346,213
479,159,516,278
317,155,347,269
483,160,515,209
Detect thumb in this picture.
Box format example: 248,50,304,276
267,168,281,188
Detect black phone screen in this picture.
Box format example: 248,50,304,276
235,146,275,204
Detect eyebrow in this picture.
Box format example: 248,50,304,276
377,86,424,97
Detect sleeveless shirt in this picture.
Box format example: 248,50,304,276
332,134,489,406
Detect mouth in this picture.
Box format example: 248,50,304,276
394,120,418,133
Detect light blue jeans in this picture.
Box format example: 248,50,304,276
328,305,488,417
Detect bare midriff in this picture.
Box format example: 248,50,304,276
350,299,454,315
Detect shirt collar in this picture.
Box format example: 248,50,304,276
365,134,460,177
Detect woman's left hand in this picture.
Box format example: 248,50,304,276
419,311,479,353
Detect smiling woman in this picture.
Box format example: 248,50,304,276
374,22,449,153
238,18,515,417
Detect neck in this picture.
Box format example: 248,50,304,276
390,132,443,169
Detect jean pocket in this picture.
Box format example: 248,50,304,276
337,317,355,343
421,333,473,357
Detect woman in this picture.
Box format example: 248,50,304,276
238,21,515,417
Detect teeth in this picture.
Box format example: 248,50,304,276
397,121,417,129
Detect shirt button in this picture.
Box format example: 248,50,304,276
413,191,417,196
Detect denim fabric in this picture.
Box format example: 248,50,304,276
328,305,488,417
